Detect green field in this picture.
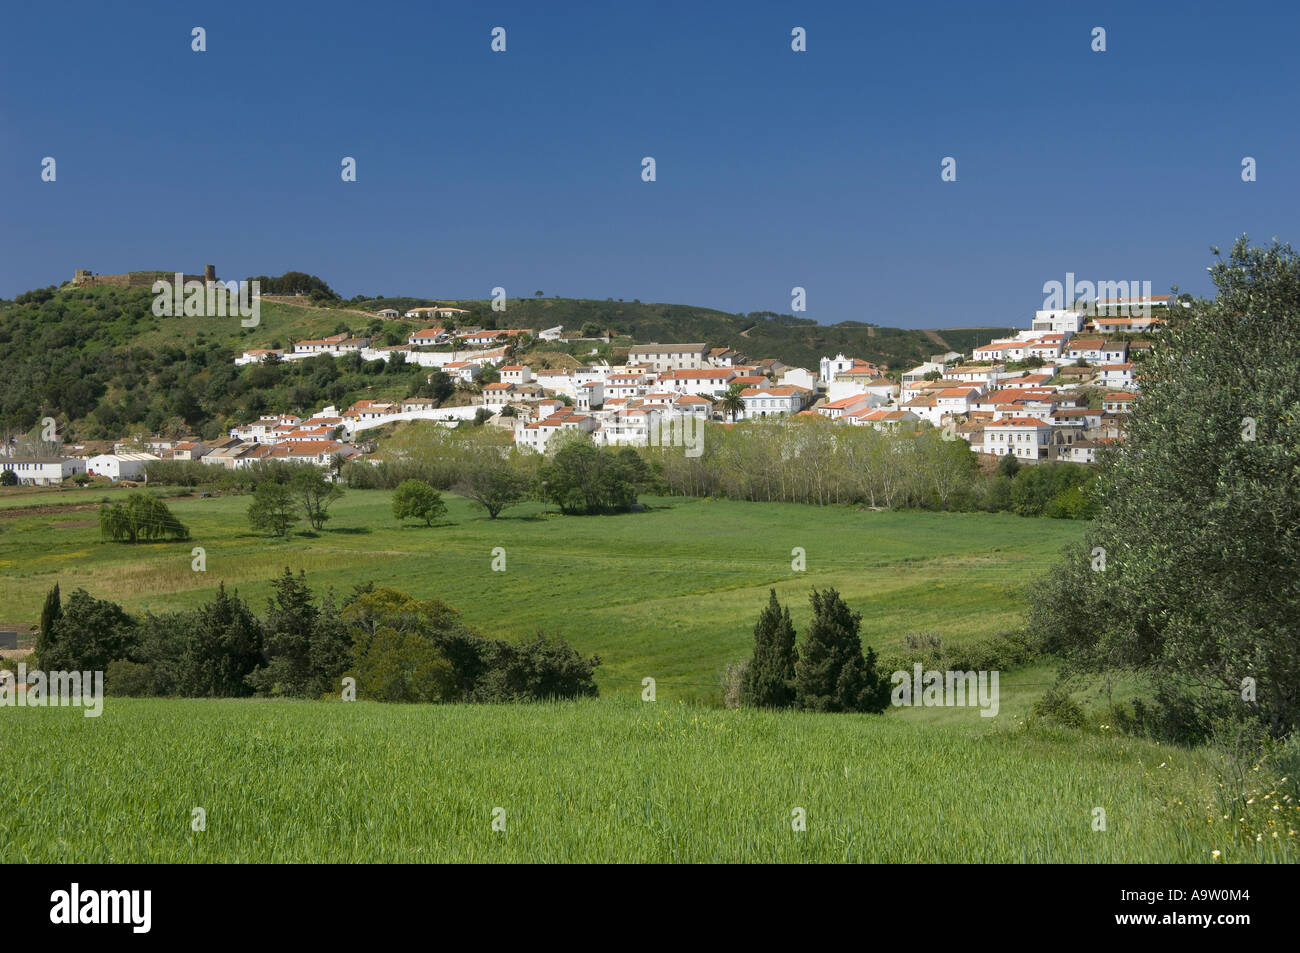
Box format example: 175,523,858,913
2,487,1294,863
3,696,1287,864
0,488,1085,698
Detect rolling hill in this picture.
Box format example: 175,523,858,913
0,273,1014,441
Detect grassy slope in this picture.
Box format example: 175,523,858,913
0,489,1085,698
4,284,1015,374
2,696,1284,863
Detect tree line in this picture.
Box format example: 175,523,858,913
29,574,599,703
644,417,1097,516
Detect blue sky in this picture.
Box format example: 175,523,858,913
2,0,1297,326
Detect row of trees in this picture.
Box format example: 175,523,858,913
648,420,976,507
345,427,657,516
32,574,600,703
644,417,1085,514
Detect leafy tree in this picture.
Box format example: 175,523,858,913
793,588,890,713
0,469,16,486
98,493,189,542
105,659,156,697
245,270,338,298
39,589,138,672
739,589,798,708
1029,238,1300,740
341,586,484,701
538,442,652,514
1009,462,1093,517
247,481,298,537
997,451,1021,478
348,626,455,702
457,458,528,519
341,585,462,643
292,467,344,530
391,479,447,526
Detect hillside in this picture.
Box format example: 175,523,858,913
0,276,1013,441
356,294,1015,371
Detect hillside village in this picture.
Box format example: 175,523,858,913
0,295,1167,484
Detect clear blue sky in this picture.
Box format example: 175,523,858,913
2,0,1296,327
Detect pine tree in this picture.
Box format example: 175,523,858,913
246,568,319,696
739,589,798,708
181,584,264,697
794,588,891,713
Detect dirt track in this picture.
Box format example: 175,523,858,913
0,502,101,520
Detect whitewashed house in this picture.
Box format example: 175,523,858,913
780,367,817,390
409,327,450,347
659,368,737,398
626,343,709,373
738,385,808,419
86,452,159,481
0,457,85,485
984,417,1053,462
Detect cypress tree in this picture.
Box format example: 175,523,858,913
739,589,798,708
794,587,891,713
34,583,61,665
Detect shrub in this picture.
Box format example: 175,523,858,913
1032,686,1085,728
471,633,601,702
721,660,748,710
106,659,156,697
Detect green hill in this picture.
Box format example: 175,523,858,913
0,275,1014,441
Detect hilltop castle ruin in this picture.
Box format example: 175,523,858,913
72,265,217,288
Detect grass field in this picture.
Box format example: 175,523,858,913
0,487,1086,698
3,696,1289,864
2,486,1294,864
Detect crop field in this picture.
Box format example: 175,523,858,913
3,696,1288,864
0,487,1086,698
